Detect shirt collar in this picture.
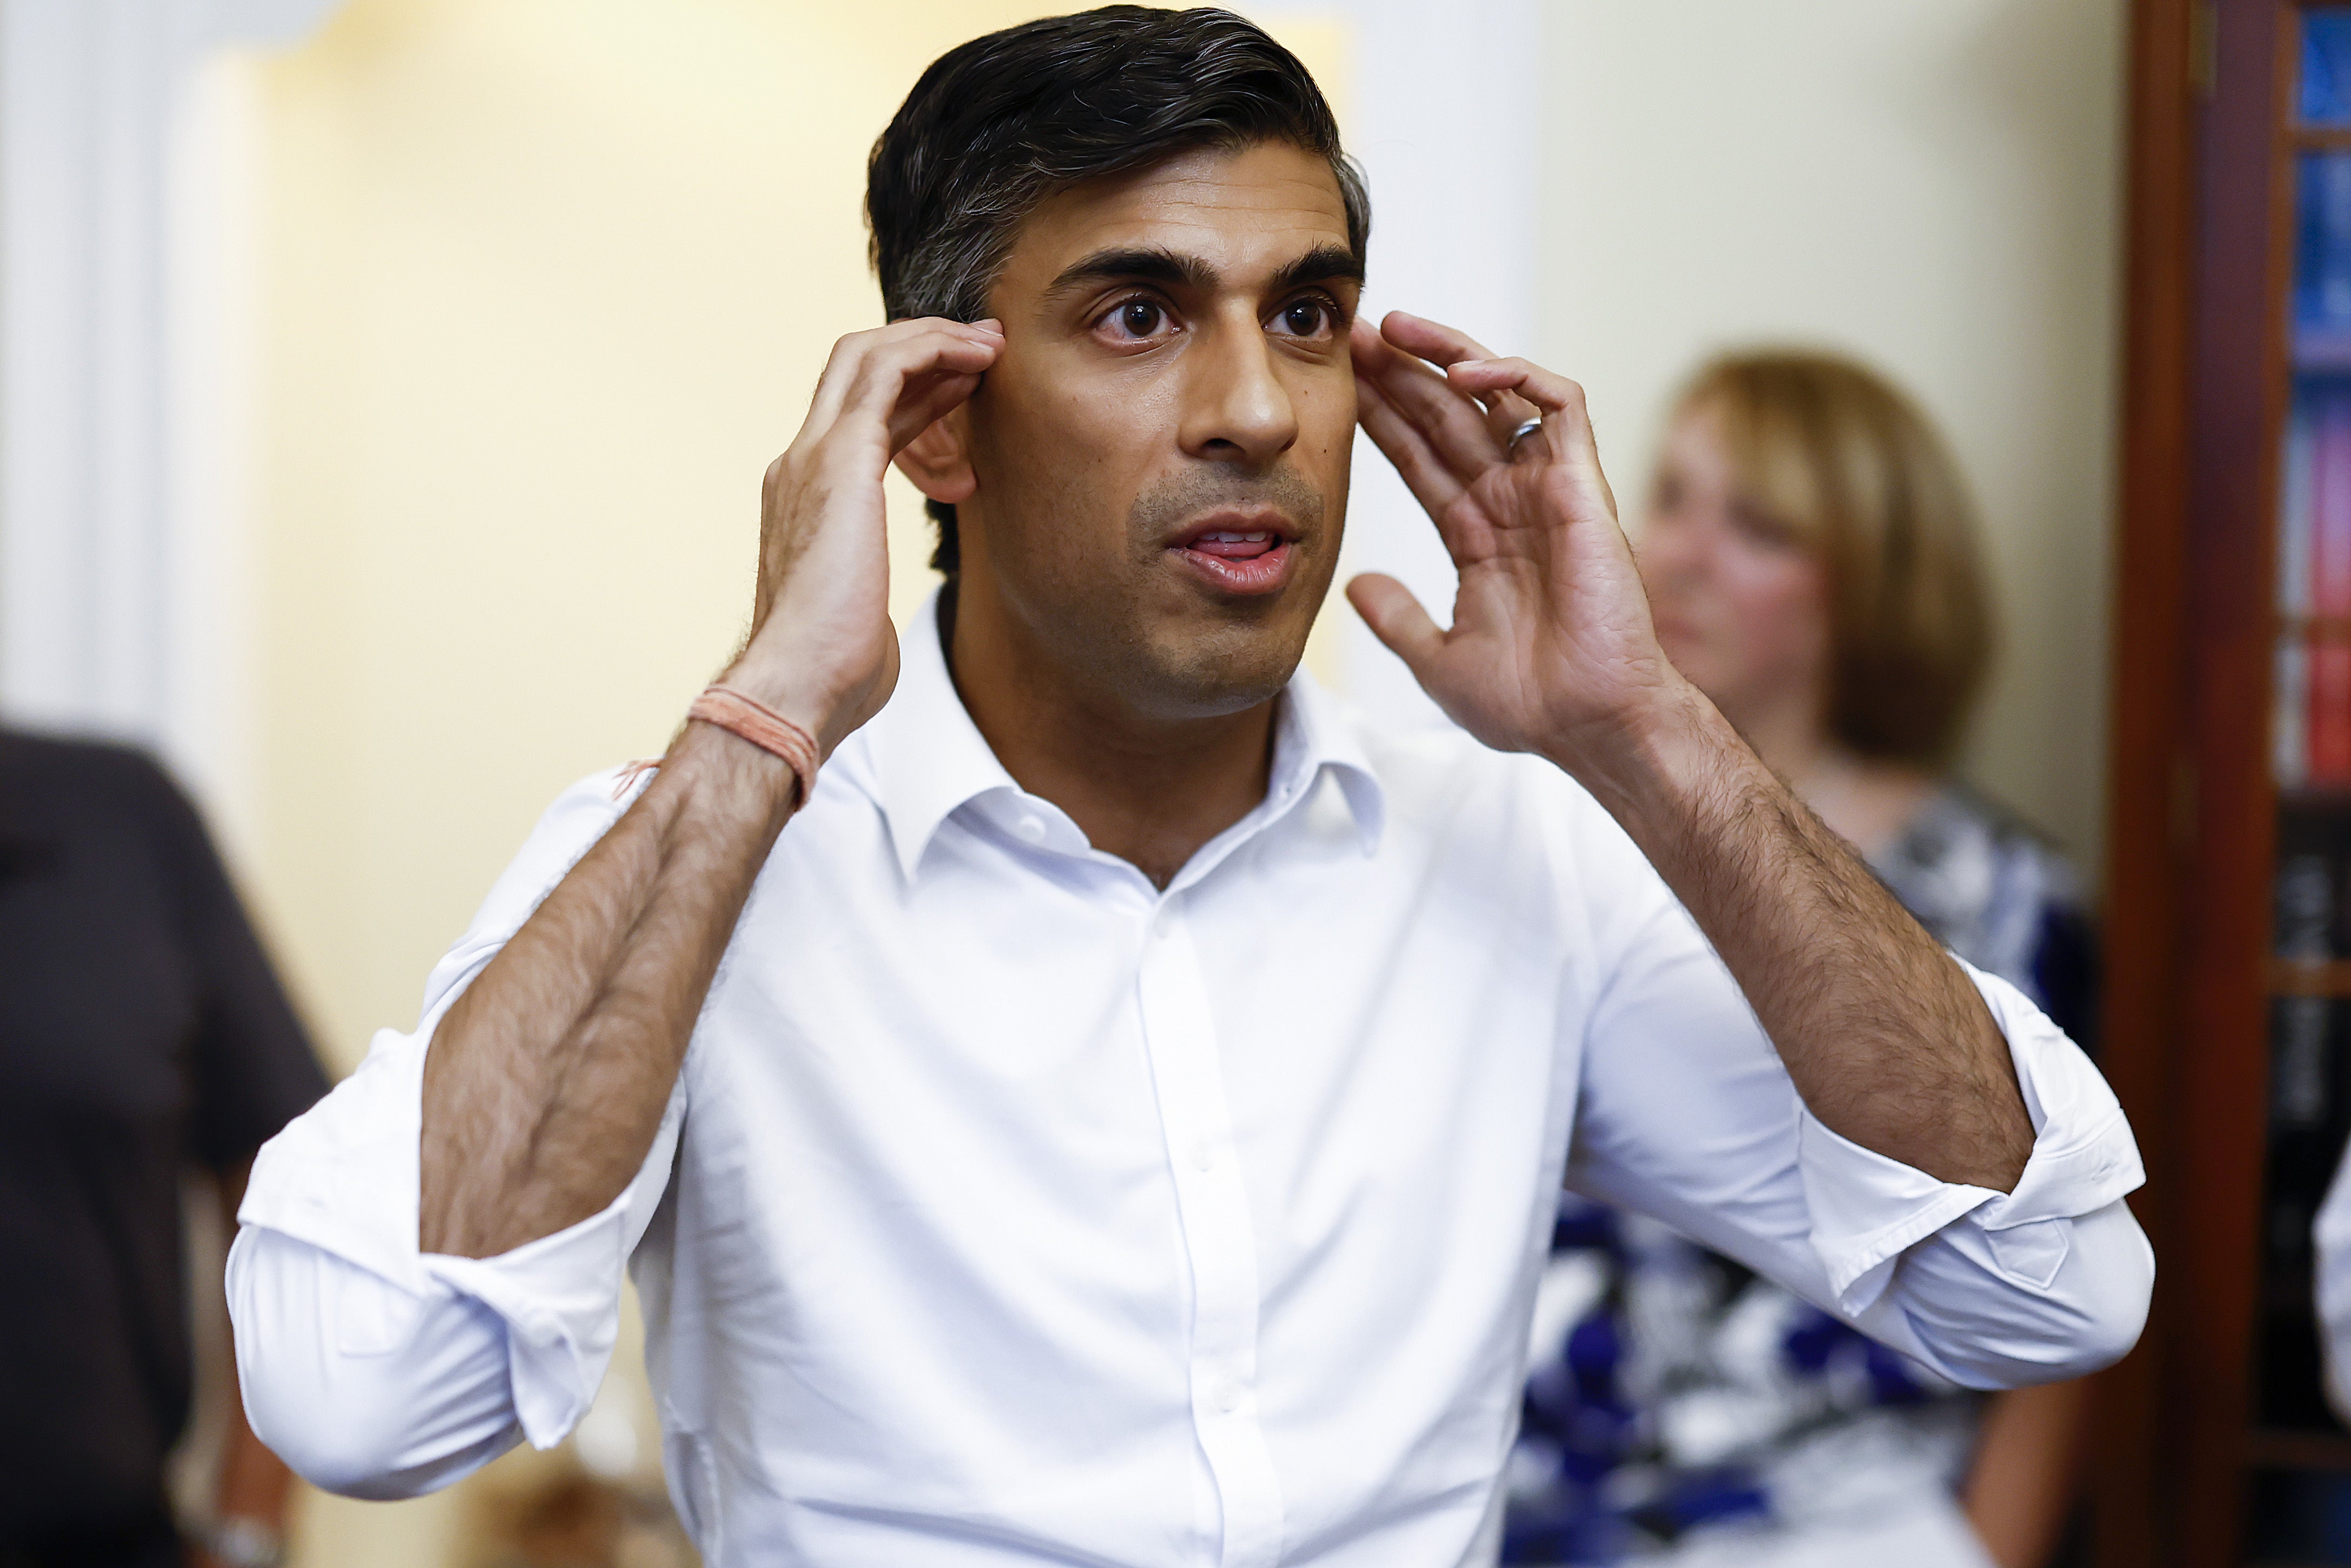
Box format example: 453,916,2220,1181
855,587,1385,882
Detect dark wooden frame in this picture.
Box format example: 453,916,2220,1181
2098,1,2320,1560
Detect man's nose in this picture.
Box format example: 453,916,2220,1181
1177,316,1299,466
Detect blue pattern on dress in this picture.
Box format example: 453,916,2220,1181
1501,787,2092,1564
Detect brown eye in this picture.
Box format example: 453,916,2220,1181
1117,301,1163,337
1280,301,1328,336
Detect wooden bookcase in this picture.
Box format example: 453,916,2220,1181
2100,2,2351,1562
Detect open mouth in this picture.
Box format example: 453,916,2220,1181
1167,513,1300,597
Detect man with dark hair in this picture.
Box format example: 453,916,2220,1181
229,9,2150,1565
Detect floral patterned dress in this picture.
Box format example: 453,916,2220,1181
1500,787,2096,1566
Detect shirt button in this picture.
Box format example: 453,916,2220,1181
1212,1378,1244,1414
522,1315,562,1350
1015,815,1046,844
1191,1137,1220,1172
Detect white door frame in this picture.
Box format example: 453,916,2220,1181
0,0,342,843
1285,0,1543,726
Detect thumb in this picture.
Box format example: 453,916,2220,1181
1346,572,1446,678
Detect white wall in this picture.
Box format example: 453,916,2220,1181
1539,0,2127,871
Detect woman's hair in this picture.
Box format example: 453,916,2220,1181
866,6,1368,575
1674,350,1997,769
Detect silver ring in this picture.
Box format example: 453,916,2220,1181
1508,417,1544,449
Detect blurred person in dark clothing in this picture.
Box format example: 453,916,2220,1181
0,732,326,1568
1502,352,2098,1568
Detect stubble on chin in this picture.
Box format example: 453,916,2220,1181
1120,465,1335,712
985,456,1340,717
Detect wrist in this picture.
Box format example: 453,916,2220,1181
713,646,841,750
668,715,806,825
1539,676,1721,818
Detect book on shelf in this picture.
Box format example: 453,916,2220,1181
2287,402,2316,621
2301,392,2351,785
2269,810,2351,982
2306,10,2351,126
2285,401,2316,789
2303,154,2351,344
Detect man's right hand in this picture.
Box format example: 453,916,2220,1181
731,317,1001,754
417,316,997,1260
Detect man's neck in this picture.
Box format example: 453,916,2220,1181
940,584,1279,890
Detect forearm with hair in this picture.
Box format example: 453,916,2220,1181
1569,686,2034,1193
419,723,798,1259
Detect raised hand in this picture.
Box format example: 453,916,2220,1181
1351,311,2037,1194
737,316,1003,755
1346,310,1684,771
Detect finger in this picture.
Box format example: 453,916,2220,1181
803,318,1001,434
1380,310,1498,369
1354,372,1467,519
1459,373,1542,452
1449,357,1607,475
1352,317,1504,482
1384,312,1545,441
1383,309,1542,431
814,328,1001,459
1345,572,1446,680
1445,355,1583,420
1458,364,1608,482
846,325,1002,417
885,371,983,455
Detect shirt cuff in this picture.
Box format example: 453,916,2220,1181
238,1017,655,1450
1796,960,2146,1316
238,1024,440,1295
423,1184,637,1447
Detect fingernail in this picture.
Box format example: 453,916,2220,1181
973,318,1005,335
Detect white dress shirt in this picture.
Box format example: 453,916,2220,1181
228,595,2151,1568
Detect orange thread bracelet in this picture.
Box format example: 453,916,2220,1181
689,684,821,803
611,684,821,805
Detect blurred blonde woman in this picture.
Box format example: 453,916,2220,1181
1500,352,2095,1568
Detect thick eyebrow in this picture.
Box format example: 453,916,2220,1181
1270,243,1366,294
1041,246,1218,302
1040,242,1366,304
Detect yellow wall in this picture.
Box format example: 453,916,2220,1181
250,0,1346,1078
256,0,1039,1076
1539,0,2126,870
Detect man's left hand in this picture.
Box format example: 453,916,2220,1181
1347,310,1684,779
1350,309,2036,1195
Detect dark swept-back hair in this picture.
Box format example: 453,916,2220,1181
866,5,1370,574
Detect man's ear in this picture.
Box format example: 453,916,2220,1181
893,409,977,506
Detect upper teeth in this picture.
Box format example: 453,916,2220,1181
1199,531,1272,543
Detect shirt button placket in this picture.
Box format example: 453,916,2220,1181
1136,897,1286,1568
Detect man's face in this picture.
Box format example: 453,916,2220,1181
952,140,1360,719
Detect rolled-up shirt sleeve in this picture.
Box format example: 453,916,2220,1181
1565,852,2152,1392
226,770,680,1498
